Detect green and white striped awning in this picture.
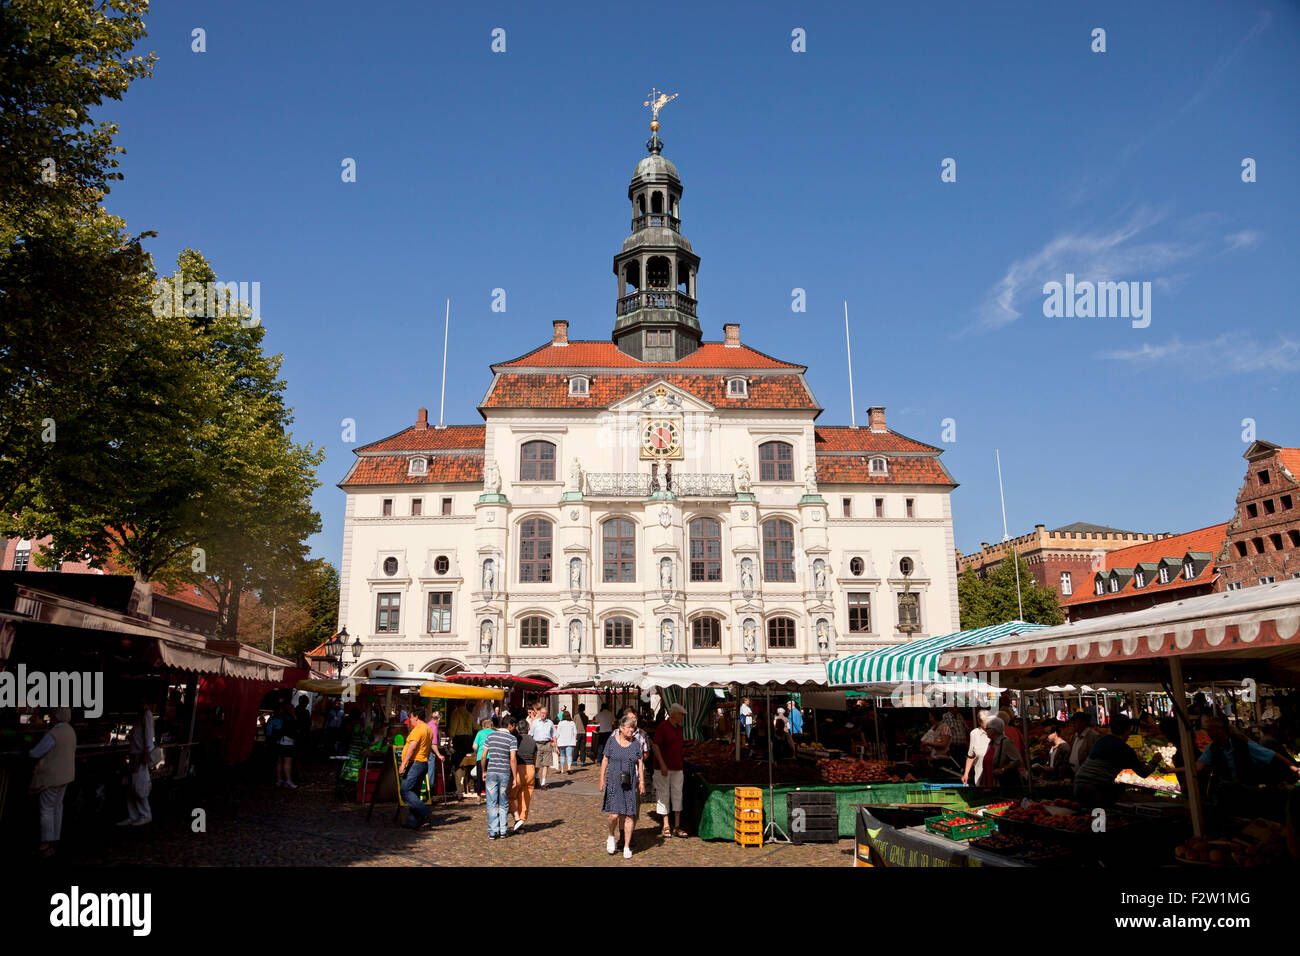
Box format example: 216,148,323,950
825,621,1049,687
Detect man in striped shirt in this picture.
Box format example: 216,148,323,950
483,715,518,839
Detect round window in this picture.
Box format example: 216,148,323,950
434,555,449,575
849,556,864,576
383,557,398,576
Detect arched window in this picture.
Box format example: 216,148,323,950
692,616,721,649
869,456,888,476
602,517,636,583
762,518,796,582
520,616,548,648
520,440,556,481
519,518,553,582
758,441,794,482
767,616,796,648
604,617,633,648
651,190,664,214
689,517,722,582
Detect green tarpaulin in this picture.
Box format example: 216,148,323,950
826,620,1047,686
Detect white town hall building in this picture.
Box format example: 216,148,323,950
336,120,960,686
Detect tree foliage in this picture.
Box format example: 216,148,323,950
958,552,1065,630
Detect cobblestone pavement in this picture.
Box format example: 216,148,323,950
61,762,855,867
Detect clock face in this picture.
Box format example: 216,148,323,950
641,418,682,458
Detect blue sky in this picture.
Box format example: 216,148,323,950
98,1,1299,564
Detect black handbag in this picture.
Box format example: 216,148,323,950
620,771,633,791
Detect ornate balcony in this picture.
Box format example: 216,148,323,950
631,213,680,233
617,289,697,317
583,473,734,497
671,473,734,497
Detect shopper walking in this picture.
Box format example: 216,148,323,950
472,718,494,804
556,710,578,774
962,710,992,786
594,701,614,762
740,698,754,741
29,707,76,859
484,715,518,840
575,704,590,766
531,706,556,788
270,701,298,788
510,716,538,831
398,708,434,830
119,697,155,826
652,703,688,838
600,713,645,859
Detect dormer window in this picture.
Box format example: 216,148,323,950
1183,560,1195,580
568,375,590,397
1094,578,1104,595
1108,577,1120,593
869,457,888,476
1158,566,1170,585
727,376,748,398
408,456,428,476
1134,571,1145,588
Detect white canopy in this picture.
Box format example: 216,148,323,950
563,662,834,693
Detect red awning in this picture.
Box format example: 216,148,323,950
445,672,555,689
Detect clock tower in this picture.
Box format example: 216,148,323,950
612,116,703,361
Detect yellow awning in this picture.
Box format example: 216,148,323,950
419,682,503,701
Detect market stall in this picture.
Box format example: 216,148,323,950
940,579,1300,863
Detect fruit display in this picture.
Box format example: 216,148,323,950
1002,799,1130,833
817,758,907,783
975,800,1015,817
971,832,1075,865
1115,770,1181,793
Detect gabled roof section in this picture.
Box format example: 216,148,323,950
481,372,817,411
1062,522,1228,607
814,426,941,454
493,340,804,371
356,424,485,454
340,454,483,488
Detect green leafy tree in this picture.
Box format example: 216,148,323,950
959,552,1064,630
244,560,339,659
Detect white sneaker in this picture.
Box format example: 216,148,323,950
623,846,633,859
283,781,298,790
606,836,617,854
513,819,524,832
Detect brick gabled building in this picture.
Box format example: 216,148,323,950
1215,441,1300,590
1059,523,1228,622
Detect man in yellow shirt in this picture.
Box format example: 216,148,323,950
398,708,434,830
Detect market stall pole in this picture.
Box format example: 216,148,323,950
761,685,790,845
1167,655,1205,838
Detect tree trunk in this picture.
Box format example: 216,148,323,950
220,575,244,639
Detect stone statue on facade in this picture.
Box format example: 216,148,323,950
814,559,827,591
817,618,830,649
479,620,494,654
569,619,582,653
569,557,582,590
482,558,495,593
660,619,674,653
742,619,757,654
483,458,501,494
659,556,673,591
569,457,583,493
734,457,752,494
740,558,754,594
804,463,818,495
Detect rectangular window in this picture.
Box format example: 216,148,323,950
411,498,423,516
1235,542,1248,557
689,517,722,582
1270,533,1283,550
519,518,553,583
842,497,852,517
1260,575,1276,585
427,592,451,633
1060,572,1073,596
905,498,915,518
645,330,671,348
847,593,871,633
767,617,796,649
520,617,549,648
1246,503,1258,518
1258,469,1271,485
874,498,884,518
604,618,633,648
375,593,401,633
692,617,721,649
1264,498,1276,514
441,497,452,516
1282,495,1294,511
382,498,393,517
1227,581,1243,590
13,548,30,572
1108,578,1119,593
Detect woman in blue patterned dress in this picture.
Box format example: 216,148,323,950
599,713,645,858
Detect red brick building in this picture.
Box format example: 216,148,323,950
1059,523,1228,621
0,535,222,636
957,522,1173,601
1215,441,1300,590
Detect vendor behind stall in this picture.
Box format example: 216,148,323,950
1072,714,1162,807
29,707,76,859
1197,715,1300,786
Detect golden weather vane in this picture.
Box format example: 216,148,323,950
643,88,678,131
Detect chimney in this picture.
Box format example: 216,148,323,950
723,323,740,347
552,320,569,346
867,406,886,433
416,407,429,429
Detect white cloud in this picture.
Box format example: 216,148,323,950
1224,230,1261,250
1096,336,1300,375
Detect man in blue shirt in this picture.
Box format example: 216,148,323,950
530,706,556,789
483,715,518,839
1197,716,1299,784
787,699,804,737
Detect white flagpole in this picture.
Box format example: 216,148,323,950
438,298,450,429
844,301,856,428
995,449,1024,620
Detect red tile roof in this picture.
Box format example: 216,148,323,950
1061,522,1229,607
481,373,817,410
1276,448,1300,479
815,455,954,486
341,454,483,487
814,426,941,453
357,424,485,453
495,340,802,370
151,582,220,612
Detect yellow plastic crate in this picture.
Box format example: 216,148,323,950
735,807,763,822
735,829,763,847
734,787,763,801
735,819,763,835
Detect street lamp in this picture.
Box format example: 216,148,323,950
322,630,346,677
348,628,363,663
